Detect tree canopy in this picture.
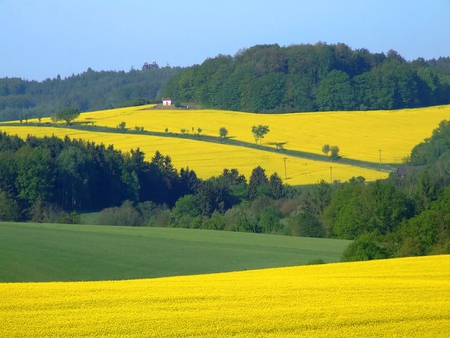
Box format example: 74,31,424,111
251,125,270,144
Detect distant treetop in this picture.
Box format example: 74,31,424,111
142,61,159,70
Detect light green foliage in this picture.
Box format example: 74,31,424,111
326,181,414,240
97,200,144,226
258,206,281,233
172,194,200,219
202,210,226,230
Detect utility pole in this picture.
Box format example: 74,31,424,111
283,158,287,179
330,166,333,183
378,149,382,164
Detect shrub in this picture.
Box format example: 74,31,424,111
341,234,390,261
97,200,143,226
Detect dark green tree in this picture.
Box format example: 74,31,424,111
0,190,19,221
316,70,356,110
196,178,233,217
251,125,270,145
247,166,269,200
52,107,80,126
288,212,325,238
341,234,390,261
14,145,54,207
219,127,228,140
268,172,283,199
330,146,340,160
55,146,91,209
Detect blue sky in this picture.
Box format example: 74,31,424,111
1,0,449,81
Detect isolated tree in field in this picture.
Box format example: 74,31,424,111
117,121,126,131
52,107,80,126
219,127,228,140
322,144,330,155
251,125,270,145
330,146,340,160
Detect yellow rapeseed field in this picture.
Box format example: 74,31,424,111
0,125,387,185
2,104,449,184
27,104,450,163
1,255,449,337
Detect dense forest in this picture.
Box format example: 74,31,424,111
0,119,449,260
2,43,450,121
0,64,180,121
164,43,450,112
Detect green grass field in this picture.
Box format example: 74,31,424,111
0,222,350,282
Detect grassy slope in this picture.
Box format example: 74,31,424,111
0,222,350,282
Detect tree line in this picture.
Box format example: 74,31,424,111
0,65,180,122
163,43,450,113
0,132,196,221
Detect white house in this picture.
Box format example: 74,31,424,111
162,98,172,106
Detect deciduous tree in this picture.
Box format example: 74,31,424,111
52,107,80,126
251,125,270,145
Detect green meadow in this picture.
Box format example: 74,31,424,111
0,222,350,282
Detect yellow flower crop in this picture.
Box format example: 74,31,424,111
28,104,450,163
2,104,449,184
1,255,449,337
0,125,387,185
